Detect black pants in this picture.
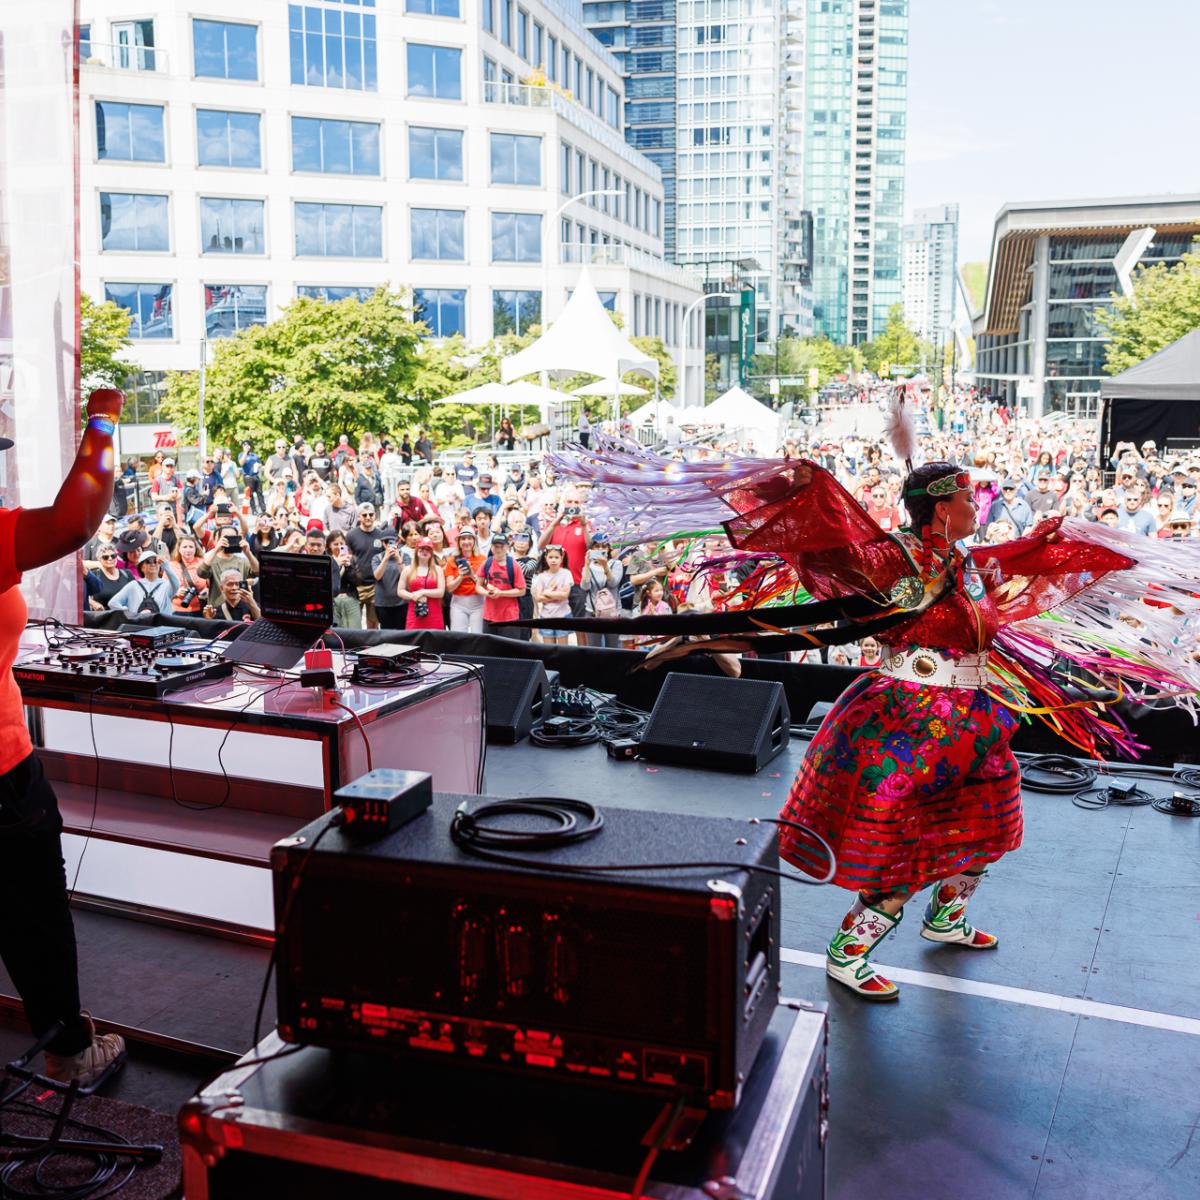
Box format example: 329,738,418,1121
246,477,265,514
0,754,90,1054
376,604,408,630
578,431,590,449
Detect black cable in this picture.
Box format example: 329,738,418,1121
630,1092,688,1200
1016,753,1098,793
450,797,605,852
448,799,837,886
251,816,340,1050
530,718,601,747
1071,785,1154,811
67,690,104,903
1152,793,1200,817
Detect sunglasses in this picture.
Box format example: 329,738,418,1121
99,553,117,560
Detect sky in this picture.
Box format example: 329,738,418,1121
905,0,1200,272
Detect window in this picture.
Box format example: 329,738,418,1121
517,9,528,59
481,0,494,34
597,291,617,312
492,289,540,336
500,0,511,46
491,212,541,262
200,198,265,255
289,2,377,91
573,56,582,99
95,101,165,162
100,193,169,252
193,19,258,80
407,44,462,99
490,133,540,185
411,208,465,260
112,19,156,70
414,288,466,337
533,23,543,67
204,284,267,337
104,282,173,339
409,126,463,180
78,24,92,60
292,117,381,175
585,68,594,111
294,202,383,257
407,0,460,14
560,141,570,193
547,35,557,80
197,109,261,168
298,285,375,302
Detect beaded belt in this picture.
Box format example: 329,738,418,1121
876,647,990,689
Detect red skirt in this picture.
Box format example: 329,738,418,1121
779,673,1023,893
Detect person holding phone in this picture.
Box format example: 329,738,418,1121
371,532,408,629
204,570,261,622
444,529,486,632
537,494,591,616
200,518,257,586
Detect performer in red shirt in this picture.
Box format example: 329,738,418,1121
0,389,127,1084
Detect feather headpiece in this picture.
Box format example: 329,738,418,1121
883,387,916,471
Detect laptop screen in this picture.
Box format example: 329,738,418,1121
258,552,335,629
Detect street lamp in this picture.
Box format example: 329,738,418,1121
678,292,736,408
545,188,625,328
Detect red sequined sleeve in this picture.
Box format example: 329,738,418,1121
972,516,1134,625
720,460,913,603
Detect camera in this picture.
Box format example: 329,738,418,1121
180,586,199,606
564,505,581,518
414,599,430,619
225,534,242,551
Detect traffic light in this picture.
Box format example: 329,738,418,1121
880,362,890,378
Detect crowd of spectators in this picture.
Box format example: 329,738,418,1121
85,391,1199,663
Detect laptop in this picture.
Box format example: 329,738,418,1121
224,552,335,669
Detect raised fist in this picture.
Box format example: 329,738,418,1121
87,388,124,422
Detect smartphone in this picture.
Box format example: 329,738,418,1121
455,556,469,570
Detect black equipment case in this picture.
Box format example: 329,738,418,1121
179,999,828,1199
271,794,780,1110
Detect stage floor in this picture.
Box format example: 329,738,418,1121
2,735,1198,1198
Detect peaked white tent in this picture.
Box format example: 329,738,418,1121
500,267,659,386
702,386,782,451
573,378,648,398
628,397,680,426
431,380,563,413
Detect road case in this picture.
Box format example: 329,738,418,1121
180,999,827,1199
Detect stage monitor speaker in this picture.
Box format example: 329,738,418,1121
640,674,790,773
443,655,554,744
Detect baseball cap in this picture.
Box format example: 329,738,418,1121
115,529,148,553
490,532,509,546
305,519,325,533
416,536,433,549
1002,477,1019,488
478,474,493,485
186,468,200,479
1035,469,1051,479
138,547,160,561
162,457,175,466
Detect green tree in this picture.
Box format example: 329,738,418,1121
860,304,922,375
160,290,424,446
80,291,140,388
754,337,864,391
1097,240,1200,374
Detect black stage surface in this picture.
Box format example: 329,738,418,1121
3,736,1199,1199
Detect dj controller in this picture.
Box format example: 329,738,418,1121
14,637,234,699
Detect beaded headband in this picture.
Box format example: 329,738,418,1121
905,470,970,499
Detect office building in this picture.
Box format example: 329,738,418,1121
972,195,1200,418
582,0,678,259
804,0,908,345
79,0,703,438
902,202,958,345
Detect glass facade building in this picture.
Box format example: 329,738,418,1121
972,198,1200,418
902,202,958,344
583,0,678,258
804,0,908,344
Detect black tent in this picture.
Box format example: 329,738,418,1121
1099,327,1200,461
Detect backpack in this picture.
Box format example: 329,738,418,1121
135,582,159,615
482,554,515,587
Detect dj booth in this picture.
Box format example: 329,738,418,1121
15,625,483,935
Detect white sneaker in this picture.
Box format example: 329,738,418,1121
826,900,901,1001
43,1012,126,1088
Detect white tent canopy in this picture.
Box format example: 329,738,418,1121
702,386,782,450
573,378,648,398
431,379,565,413
628,397,680,426
500,266,659,384
1100,328,1200,400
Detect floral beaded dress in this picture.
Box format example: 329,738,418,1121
720,463,1132,893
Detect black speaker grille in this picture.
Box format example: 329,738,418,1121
642,676,785,754
475,658,542,727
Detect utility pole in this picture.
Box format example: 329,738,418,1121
197,338,207,459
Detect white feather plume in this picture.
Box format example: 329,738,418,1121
883,388,916,467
